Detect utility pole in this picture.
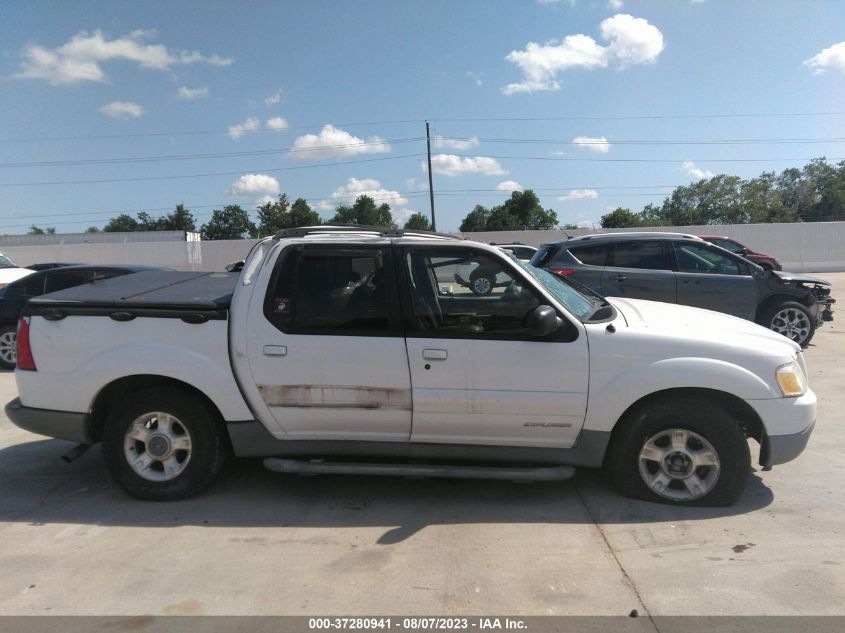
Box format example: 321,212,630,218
425,121,436,231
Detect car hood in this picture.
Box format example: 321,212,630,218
607,296,800,357
771,270,830,285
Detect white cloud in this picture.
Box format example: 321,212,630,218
433,135,480,150
608,0,624,8
291,124,391,160
99,100,144,118
266,116,288,131
318,177,417,225
228,116,260,139
15,29,232,86
465,71,483,86
264,89,283,105
405,177,427,191
177,85,208,100
226,174,280,198
572,135,610,153
426,154,508,177
255,195,276,207
550,149,567,157
681,160,715,180
502,14,665,94
496,180,524,192
558,189,599,201
804,42,845,74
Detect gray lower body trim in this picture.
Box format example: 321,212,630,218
760,421,815,467
226,420,610,468
5,398,92,444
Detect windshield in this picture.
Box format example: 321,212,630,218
0,255,17,268
514,258,595,320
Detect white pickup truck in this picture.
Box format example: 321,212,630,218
6,226,816,506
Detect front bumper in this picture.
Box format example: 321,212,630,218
747,390,816,467
4,398,92,444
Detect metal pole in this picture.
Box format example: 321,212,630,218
426,121,436,231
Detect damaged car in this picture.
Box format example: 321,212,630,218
531,232,834,347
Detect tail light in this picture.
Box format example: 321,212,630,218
16,316,37,371
548,267,575,277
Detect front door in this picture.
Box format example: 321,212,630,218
400,246,589,448
244,244,412,441
671,241,758,319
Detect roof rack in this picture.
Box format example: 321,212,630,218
572,231,701,241
273,224,460,241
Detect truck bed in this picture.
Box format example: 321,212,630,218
23,271,237,320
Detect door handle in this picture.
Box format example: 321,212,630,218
422,349,448,360
613,275,627,281
263,345,288,356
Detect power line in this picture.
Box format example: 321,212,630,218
454,136,845,146
0,154,425,188
430,111,845,123
0,138,423,169
451,154,845,164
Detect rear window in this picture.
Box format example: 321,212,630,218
530,245,557,267
611,241,669,270
568,244,611,266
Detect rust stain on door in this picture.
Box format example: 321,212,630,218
258,385,412,410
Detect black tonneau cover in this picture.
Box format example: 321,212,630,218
24,271,237,321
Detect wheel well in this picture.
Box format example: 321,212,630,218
605,387,764,465
756,293,810,322
87,375,225,444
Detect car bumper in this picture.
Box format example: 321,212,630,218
4,397,92,444
747,390,816,467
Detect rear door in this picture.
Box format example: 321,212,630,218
400,245,589,448
671,241,758,319
601,240,676,302
243,243,413,441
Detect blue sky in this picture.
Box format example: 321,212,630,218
1,0,844,233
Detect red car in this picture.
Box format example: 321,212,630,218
701,236,782,271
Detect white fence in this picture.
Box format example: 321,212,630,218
1,221,844,273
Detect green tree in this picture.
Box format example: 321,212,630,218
255,195,322,235
458,190,557,232
201,205,257,240
86,226,101,233
163,204,197,231
459,205,491,232
103,214,140,232
28,225,56,235
403,212,432,231
289,198,322,228
330,195,396,228
600,207,641,228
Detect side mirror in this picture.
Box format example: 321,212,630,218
527,305,563,338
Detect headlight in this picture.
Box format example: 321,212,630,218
776,361,808,397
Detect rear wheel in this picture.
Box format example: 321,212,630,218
761,301,815,348
608,398,750,506
469,270,495,295
102,387,227,500
0,326,17,370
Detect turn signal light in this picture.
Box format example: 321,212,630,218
548,267,575,277
16,316,37,371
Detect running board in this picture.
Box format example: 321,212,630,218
263,458,575,482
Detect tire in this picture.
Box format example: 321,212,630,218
101,387,228,501
608,398,750,506
469,271,495,295
760,301,816,348
0,325,17,370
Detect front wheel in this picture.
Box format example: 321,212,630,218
608,399,750,506
0,325,17,370
470,271,495,295
102,387,228,500
761,301,815,348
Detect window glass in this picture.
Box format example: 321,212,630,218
9,275,46,297
44,271,93,293
611,241,668,270
710,238,743,253
0,255,16,268
405,249,542,338
569,244,611,266
267,248,390,333
502,246,536,260
674,242,742,275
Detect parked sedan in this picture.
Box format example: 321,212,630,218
0,265,159,369
532,232,834,347
701,236,782,271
